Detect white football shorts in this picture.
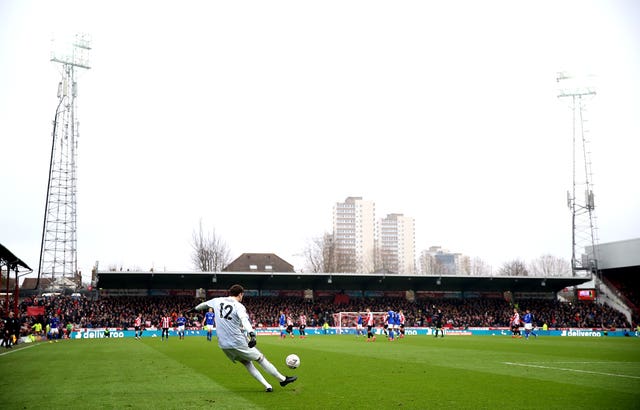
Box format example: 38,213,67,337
222,346,262,363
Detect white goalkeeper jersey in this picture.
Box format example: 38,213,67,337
200,296,255,349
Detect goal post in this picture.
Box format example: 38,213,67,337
332,311,387,330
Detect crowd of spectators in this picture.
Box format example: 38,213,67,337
2,292,632,341
290,296,631,329
606,276,639,312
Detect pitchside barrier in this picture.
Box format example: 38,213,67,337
65,327,638,339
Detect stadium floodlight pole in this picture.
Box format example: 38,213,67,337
37,33,91,291
556,72,599,279
35,96,66,291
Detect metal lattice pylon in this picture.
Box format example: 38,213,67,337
557,72,599,278
37,33,91,289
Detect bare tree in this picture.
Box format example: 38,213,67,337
459,255,471,275
191,219,231,272
301,236,325,273
302,232,379,273
301,233,348,273
528,254,571,277
361,247,377,274
469,257,492,276
419,253,438,275
321,233,339,272
498,259,529,276
373,241,384,273
335,248,357,273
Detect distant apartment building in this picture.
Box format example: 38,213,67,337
419,246,469,275
333,197,375,273
378,213,416,274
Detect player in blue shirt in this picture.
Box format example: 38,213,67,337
278,311,286,339
387,309,395,341
356,314,364,337
176,313,188,340
49,316,60,341
522,309,537,339
203,307,215,341
392,312,397,334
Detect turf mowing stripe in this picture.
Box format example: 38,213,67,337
503,361,640,379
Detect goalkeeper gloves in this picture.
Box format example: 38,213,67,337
248,332,257,348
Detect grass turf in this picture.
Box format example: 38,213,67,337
1,334,638,409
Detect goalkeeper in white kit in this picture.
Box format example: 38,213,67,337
195,284,297,392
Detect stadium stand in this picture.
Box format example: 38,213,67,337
7,293,632,344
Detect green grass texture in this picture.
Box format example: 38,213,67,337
1,334,638,409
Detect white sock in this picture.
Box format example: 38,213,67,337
243,362,271,389
257,356,286,382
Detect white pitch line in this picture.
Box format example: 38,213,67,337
531,361,639,365
0,343,38,357
503,362,640,380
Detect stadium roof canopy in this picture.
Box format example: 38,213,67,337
96,271,590,293
0,243,32,273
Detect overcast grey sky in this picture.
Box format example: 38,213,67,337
1,0,639,280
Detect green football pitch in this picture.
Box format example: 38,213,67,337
1,335,638,409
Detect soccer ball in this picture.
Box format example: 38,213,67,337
285,354,300,369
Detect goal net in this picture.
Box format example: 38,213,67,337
332,311,387,330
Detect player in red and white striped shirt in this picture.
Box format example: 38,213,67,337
398,310,406,338
510,308,522,339
286,314,294,338
298,313,307,339
161,314,171,341
365,308,376,342
134,314,143,339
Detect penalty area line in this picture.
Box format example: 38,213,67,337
503,362,640,380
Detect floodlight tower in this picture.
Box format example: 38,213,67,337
556,72,599,278
37,33,91,288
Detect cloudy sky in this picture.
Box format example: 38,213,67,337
1,0,639,280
